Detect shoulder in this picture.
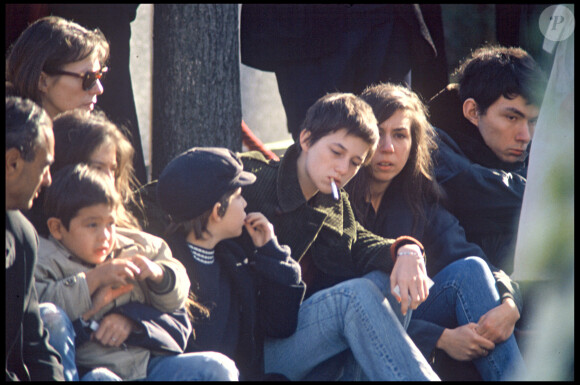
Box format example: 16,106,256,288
6,210,37,245
240,150,279,173
433,128,471,174
36,236,75,273
116,227,169,253
239,151,281,203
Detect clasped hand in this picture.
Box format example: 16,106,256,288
88,254,164,293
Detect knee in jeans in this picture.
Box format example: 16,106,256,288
202,352,240,381
338,277,381,299
39,303,70,329
462,256,492,277
39,302,74,342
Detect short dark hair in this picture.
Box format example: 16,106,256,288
6,16,109,105
298,93,379,164
6,96,52,161
454,44,547,114
44,163,120,231
168,188,237,241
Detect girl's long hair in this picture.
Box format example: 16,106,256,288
348,83,443,234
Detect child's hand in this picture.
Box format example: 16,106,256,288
87,258,141,293
92,313,137,348
128,254,164,284
244,212,275,248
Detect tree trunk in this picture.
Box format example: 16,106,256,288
151,4,241,179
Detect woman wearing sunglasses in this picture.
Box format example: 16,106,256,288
6,16,109,118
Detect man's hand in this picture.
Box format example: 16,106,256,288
244,212,275,248
390,244,429,315
436,323,496,361
92,313,137,348
475,298,520,343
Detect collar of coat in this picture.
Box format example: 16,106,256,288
275,143,345,236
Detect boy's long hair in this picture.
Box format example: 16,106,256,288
164,188,237,240
347,83,443,234
164,188,238,326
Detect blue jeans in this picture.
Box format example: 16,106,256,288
40,303,122,381
264,271,440,381
145,352,239,381
412,257,526,381
39,303,239,381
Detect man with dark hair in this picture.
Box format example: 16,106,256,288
429,45,547,276
5,96,64,381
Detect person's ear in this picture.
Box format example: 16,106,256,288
38,72,50,94
47,217,65,240
462,98,480,127
299,129,312,152
5,148,23,180
209,202,223,223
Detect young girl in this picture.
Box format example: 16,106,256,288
237,92,438,380
347,82,525,380
26,109,142,237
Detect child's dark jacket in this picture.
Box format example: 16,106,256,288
166,234,305,380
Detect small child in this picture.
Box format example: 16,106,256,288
156,147,305,381
34,163,239,381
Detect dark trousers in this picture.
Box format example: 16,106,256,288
274,17,412,141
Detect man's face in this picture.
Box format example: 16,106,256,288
6,126,54,210
473,95,539,163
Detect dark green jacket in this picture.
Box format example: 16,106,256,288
237,144,416,296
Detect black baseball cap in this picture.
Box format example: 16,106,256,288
157,147,256,222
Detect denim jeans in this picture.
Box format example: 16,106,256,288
39,303,80,381
263,270,440,381
39,303,239,381
145,352,239,381
412,257,526,381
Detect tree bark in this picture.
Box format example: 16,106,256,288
152,4,241,179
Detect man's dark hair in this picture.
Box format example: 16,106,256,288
454,45,548,114
6,96,52,161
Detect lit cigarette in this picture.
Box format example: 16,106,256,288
330,179,339,200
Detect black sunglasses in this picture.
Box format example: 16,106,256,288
46,67,108,91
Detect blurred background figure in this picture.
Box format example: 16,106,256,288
241,4,448,141
510,5,574,381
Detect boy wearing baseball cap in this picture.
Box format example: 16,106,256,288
156,147,305,381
